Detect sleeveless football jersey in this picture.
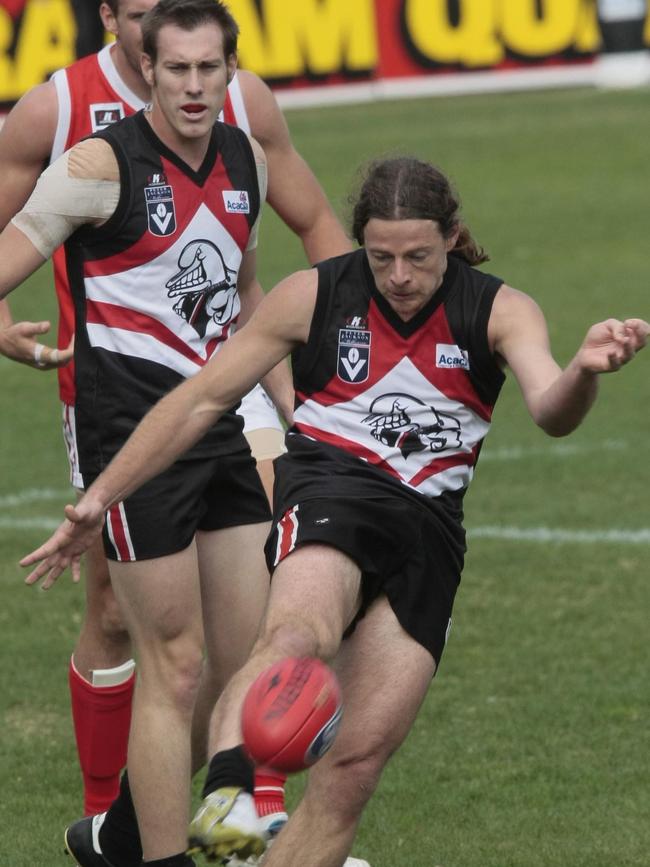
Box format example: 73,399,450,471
65,111,260,478
288,249,506,502
49,45,248,404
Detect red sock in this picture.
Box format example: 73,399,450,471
253,767,287,817
68,658,135,815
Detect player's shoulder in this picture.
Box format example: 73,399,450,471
68,137,119,182
235,69,273,103
234,70,285,141
0,80,58,157
10,78,57,114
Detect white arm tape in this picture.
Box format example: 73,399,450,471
11,150,120,259
246,157,267,252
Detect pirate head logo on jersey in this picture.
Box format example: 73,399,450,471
363,393,462,458
166,240,238,337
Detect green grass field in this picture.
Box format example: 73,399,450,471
1,84,649,866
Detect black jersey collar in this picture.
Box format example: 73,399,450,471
363,251,458,337
136,110,219,186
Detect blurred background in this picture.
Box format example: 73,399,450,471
1,0,650,112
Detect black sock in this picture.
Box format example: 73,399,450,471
201,745,255,798
143,854,194,866
99,770,143,867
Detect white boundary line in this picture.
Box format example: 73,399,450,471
0,487,70,508
2,517,648,544
274,64,600,111
468,526,650,545
1,455,648,542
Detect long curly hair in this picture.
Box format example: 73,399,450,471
350,156,488,265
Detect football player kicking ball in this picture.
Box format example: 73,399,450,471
20,156,648,867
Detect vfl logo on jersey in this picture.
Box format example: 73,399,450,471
90,102,125,132
436,343,470,370
337,327,370,383
222,190,250,214
144,180,176,237
166,240,238,338
363,393,462,458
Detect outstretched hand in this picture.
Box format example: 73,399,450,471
20,501,105,590
578,318,649,374
0,320,74,370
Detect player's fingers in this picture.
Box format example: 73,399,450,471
20,539,62,567
33,343,69,369
23,559,55,586
20,320,51,337
71,557,82,583
624,319,649,348
41,565,66,591
56,344,74,364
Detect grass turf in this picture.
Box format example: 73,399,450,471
1,83,649,866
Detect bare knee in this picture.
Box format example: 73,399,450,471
84,559,130,646
139,634,205,717
308,739,391,819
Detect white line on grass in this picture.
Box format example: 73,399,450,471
468,526,650,545
2,518,649,543
0,517,62,530
0,488,70,508
479,438,627,462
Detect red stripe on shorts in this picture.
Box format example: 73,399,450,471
107,503,133,561
275,505,299,566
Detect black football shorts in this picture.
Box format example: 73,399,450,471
265,491,464,666
98,448,271,562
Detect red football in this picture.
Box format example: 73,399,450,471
241,657,343,773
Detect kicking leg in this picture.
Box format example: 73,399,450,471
263,595,436,867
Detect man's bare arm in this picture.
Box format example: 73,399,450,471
0,82,66,367
490,285,649,436
21,269,318,588
239,71,352,264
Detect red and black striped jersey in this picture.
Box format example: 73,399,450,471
289,249,505,501
65,111,260,475
49,45,249,404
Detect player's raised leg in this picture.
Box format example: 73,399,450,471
263,594,435,867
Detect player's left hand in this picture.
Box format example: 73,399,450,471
578,318,648,374
20,501,105,590
0,319,74,370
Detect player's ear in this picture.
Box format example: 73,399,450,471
445,224,461,252
99,2,118,37
141,53,155,88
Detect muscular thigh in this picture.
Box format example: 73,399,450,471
108,543,203,649
196,521,271,678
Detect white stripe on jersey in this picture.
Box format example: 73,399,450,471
84,204,242,374
50,70,72,162
294,356,489,498
96,45,148,112
86,322,234,378
222,72,251,133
